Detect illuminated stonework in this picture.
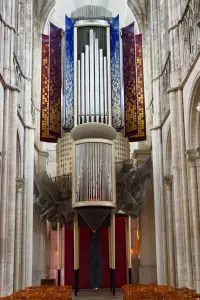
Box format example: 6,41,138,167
114,132,130,162
56,133,72,176
56,131,130,176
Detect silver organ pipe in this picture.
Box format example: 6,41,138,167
103,57,108,124
99,49,104,123
89,30,95,122
75,142,113,202
77,60,81,125
77,27,110,124
81,53,85,124
95,38,100,122
85,45,90,123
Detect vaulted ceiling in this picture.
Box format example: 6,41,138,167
34,0,147,33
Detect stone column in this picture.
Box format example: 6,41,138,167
133,149,157,284
164,176,176,287
5,89,18,295
0,88,10,296
169,90,185,287
177,89,193,288
14,179,24,291
186,150,200,292
150,3,168,278
26,128,35,288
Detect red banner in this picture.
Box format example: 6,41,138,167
49,23,62,137
40,34,57,143
122,22,138,137
129,34,146,142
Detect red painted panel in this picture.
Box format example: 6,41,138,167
64,218,127,289
101,226,110,288
115,218,127,288
79,227,90,288
64,227,74,286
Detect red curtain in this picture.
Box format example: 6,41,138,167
101,226,110,288
64,227,74,286
115,218,127,287
101,218,126,288
64,218,127,289
79,227,90,288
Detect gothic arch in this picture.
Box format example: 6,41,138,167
188,72,200,149
128,0,146,33
37,0,55,34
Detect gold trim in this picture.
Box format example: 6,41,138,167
72,201,116,208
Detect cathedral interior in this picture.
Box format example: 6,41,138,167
0,0,200,299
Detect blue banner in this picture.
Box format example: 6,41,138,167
110,15,122,131
64,16,74,131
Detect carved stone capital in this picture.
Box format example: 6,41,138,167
186,150,196,168
196,147,200,159
164,176,173,190
16,179,24,191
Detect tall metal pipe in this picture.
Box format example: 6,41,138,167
95,39,100,122
99,49,104,123
104,57,108,124
76,145,79,202
77,60,81,125
85,45,90,123
89,30,95,122
81,53,85,124
74,27,78,126
106,26,112,125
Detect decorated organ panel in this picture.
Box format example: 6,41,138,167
40,11,146,143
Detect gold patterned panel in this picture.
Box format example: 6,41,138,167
40,34,57,143
129,34,146,142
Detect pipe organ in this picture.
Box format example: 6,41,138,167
76,24,110,125
60,5,134,294
74,141,113,204
39,2,146,293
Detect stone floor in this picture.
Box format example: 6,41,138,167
72,289,123,299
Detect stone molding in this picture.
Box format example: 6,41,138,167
164,176,173,190
0,14,16,33
133,149,151,167
0,72,20,92
196,147,200,159
186,149,197,168
16,179,24,191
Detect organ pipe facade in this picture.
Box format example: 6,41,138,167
75,25,110,125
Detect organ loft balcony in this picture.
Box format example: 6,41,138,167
70,122,117,209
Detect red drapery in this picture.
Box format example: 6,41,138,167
115,218,127,287
64,218,127,289
64,227,74,286
79,227,90,288
101,226,110,288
